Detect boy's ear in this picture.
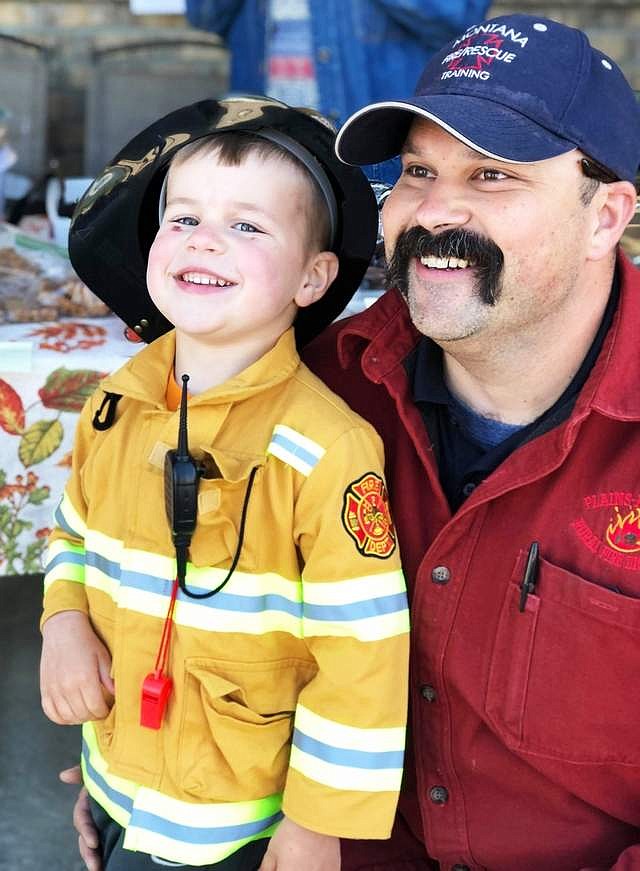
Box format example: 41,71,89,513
295,251,340,308
587,180,637,261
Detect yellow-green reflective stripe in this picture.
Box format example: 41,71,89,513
302,570,406,605
85,565,120,600
81,528,408,640
267,424,325,476
55,491,87,538
83,723,283,864
44,540,86,591
294,705,404,753
123,585,304,636
85,530,300,591
123,821,280,866
82,529,305,634
303,609,410,642
288,745,402,792
44,561,85,592
130,785,282,827
46,537,84,562
82,723,135,828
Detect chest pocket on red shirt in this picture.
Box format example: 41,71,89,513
485,550,640,765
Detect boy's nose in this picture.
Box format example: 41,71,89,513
186,223,225,252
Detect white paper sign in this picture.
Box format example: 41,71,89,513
130,0,186,14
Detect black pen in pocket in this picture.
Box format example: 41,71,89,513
519,541,539,612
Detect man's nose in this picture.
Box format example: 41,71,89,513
413,181,472,233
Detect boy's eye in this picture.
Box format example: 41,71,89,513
234,221,260,233
171,215,199,226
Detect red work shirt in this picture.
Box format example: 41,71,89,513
303,252,640,871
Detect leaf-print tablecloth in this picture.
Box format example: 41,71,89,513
0,317,142,576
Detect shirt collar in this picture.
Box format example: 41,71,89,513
585,251,640,421
335,287,420,381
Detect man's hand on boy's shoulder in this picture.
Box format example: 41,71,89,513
259,816,340,871
40,610,115,725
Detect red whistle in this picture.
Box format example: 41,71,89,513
140,671,173,729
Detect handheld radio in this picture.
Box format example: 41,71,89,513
163,373,201,587
141,374,201,730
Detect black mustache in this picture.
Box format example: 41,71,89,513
386,226,504,306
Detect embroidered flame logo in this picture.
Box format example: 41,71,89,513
342,472,396,558
605,506,640,553
447,33,503,72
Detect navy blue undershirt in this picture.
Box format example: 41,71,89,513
406,271,619,512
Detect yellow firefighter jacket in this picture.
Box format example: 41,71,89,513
43,328,409,866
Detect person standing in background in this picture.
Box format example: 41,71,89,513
184,0,491,183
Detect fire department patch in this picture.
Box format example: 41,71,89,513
342,472,396,558
571,490,640,571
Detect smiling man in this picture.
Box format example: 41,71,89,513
68,14,640,871
303,12,640,871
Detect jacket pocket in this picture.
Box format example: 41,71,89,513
175,656,316,801
189,447,264,571
485,550,640,764
90,613,116,751
93,698,117,753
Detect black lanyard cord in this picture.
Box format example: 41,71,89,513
178,465,259,599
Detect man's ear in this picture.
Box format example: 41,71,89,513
587,180,637,261
295,251,340,308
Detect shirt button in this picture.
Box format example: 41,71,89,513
429,785,449,804
431,565,450,585
462,482,476,497
420,684,436,703
317,46,331,62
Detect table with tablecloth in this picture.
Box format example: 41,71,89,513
0,315,141,576
1,193,638,578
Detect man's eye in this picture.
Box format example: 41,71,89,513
234,221,260,233
403,165,433,178
476,168,509,181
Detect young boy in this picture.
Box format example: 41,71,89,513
40,97,409,871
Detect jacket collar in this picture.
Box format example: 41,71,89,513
335,251,640,420
102,327,301,406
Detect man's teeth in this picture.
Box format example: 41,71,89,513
419,256,472,269
181,272,233,286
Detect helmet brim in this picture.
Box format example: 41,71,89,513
69,97,378,346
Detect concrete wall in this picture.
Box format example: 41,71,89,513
0,1,637,175
0,2,228,175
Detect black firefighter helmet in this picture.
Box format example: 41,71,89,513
68,96,378,347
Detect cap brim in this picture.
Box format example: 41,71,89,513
336,95,577,166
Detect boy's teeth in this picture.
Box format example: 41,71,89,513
181,272,232,286
419,256,471,269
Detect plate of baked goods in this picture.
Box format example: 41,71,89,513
0,222,110,323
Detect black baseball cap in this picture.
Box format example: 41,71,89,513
69,96,378,346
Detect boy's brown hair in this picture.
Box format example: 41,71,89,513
170,132,333,253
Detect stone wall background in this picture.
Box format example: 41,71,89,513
0,0,637,176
